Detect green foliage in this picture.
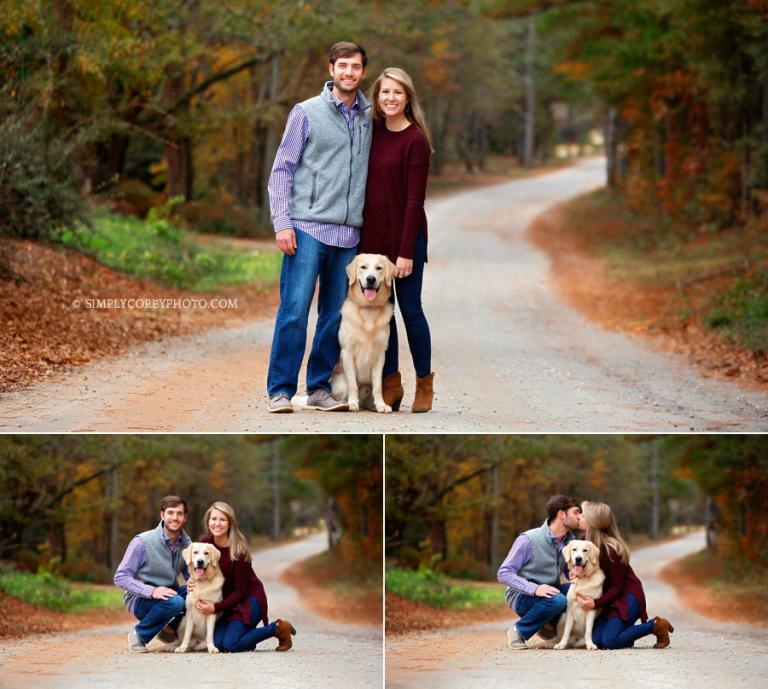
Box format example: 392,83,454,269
386,566,501,610
0,569,124,613
707,272,768,355
53,209,281,290
0,114,86,239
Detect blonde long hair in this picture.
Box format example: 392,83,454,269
203,501,251,563
582,501,631,565
369,67,434,153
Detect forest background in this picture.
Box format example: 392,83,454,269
2,0,767,388
385,434,768,615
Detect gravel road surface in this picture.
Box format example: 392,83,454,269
385,530,768,689
0,533,382,689
1,157,765,432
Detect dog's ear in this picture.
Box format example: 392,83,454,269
384,257,396,287
346,256,359,287
562,541,573,563
182,545,192,564
588,542,600,564
209,545,221,567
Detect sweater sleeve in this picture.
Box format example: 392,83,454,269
593,547,627,609
398,130,430,260
214,557,250,614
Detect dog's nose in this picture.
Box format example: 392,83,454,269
365,275,376,286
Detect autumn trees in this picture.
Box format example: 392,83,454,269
0,434,382,582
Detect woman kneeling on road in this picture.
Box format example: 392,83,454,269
192,501,296,652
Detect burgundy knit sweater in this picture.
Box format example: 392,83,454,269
593,544,648,622
200,535,269,626
360,118,431,262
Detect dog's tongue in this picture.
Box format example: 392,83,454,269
572,564,584,576
195,567,206,577
364,288,377,301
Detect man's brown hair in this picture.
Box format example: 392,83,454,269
159,494,187,514
328,41,367,68
546,494,578,523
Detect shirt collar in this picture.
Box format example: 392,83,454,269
326,81,361,112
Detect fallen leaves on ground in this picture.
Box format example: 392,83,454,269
385,592,510,635
0,592,132,639
0,240,278,393
528,206,768,392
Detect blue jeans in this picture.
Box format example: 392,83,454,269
513,583,570,640
592,592,655,649
267,230,357,397
213,595,277,652
132,585,187,644
383,231,432,379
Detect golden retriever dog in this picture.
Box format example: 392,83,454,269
175,542,224,654
554,540,605,651
330,253,395,413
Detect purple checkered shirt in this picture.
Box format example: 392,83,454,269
113,532,189,615
268,82,365,248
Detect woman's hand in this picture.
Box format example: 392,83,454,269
394,257,413,279
196,599,216,615
576,594,595,610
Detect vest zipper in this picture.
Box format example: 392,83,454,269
310,172,317,208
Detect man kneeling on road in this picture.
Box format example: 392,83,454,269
497,495,581,649
114,494,192,653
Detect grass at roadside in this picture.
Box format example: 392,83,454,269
55,209,282,291
530,188,768,385
0,570,124,613
386,566,501,610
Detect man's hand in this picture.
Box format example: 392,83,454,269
534,584,562,598
187,579,196,593
196,599,216,615
576,594,595,610
152,586,178,600
394,256,413,279
276,228,297,256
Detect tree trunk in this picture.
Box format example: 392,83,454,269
523,13,536,169
109,466,120,569
271,443,281,541
605,107,620,188
650,439,660,540
165,137,194,200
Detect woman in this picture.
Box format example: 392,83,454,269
194,501,296,652
575,501,674,649
360,67,434,412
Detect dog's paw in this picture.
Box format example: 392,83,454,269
376,403,392,413
174,646,187,654
586,642,598,651
208,646,220,654
553,642,567,650
348,401,360,412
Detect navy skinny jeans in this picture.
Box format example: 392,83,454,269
383,230,432,379
592,592,655,649
213,595,277,653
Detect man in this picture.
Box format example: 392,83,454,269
497,495,581,649
266,41,373,413
114,495,192,653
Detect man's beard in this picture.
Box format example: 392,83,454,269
333,77,358,94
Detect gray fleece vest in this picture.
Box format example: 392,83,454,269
291,82,372,228
123,522,191,608
505,520,573,607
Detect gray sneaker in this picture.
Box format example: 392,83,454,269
305,389,348,411
128,628,148,653
267,393,293,413
507,626,527,650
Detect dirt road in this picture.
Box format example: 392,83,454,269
1,157,766,432
0,533,382,689
385,530,768,689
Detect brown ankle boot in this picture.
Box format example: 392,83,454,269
412,372,434,412
652,616,674,648
382,371,404,411
274,618,296,651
